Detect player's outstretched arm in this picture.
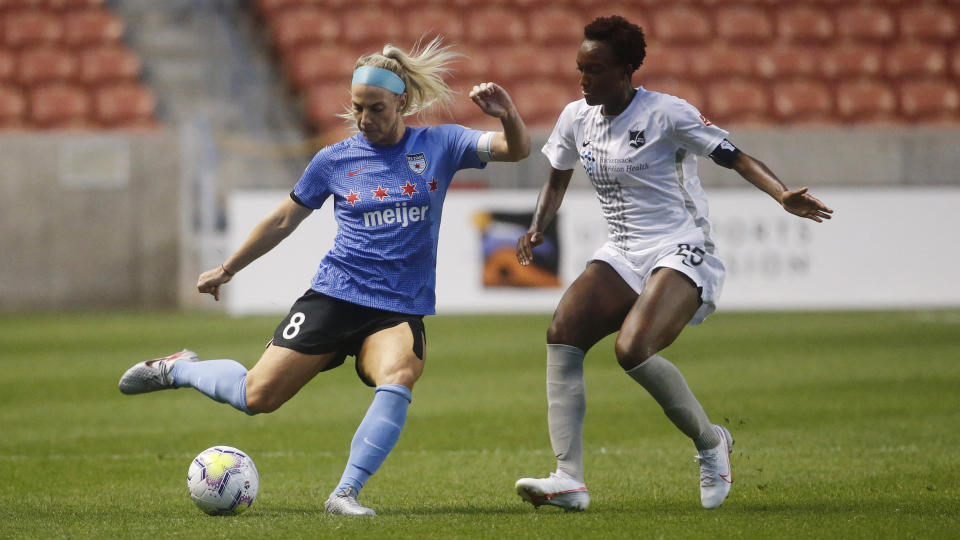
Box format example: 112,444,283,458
197,197,313,301
517,167,574,266
730,151,834,223
469,82,530,162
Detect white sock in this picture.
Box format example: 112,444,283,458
625,354,720,450
546,343,586,483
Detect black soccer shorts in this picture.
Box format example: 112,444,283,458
270,289,425,386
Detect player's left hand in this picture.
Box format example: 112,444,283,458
470,82,516,119
197,265,233,301
780,187,834,222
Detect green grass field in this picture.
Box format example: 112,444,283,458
1,310,958,539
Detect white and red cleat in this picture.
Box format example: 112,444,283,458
696,424,734,509
118,349,198,394
515,471,590,512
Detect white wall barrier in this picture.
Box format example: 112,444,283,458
226,188,960,315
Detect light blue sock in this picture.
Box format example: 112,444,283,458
170,359,252,415
335,384,412,494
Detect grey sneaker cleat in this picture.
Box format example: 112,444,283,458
696,424,734,509
118,349,198,395
324,486,376,516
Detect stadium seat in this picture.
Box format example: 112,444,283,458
886,43,948,79
47,0,104,11
78,45,141,85
468,7,526,45
643,77,704,111
62,9,123,48
0,84,25,127
255,0,318,18
510,81,576,126
776,6,833,43
269,8,339,52
305,81,350,130
2,10,62,48
900,80,959,121
836,80,896,123
341,7,405,47
528,6,583,45
28,83,90,127
285,45,355,91
652,6,711,44
714,7,773,44
639,45,691,79
483,44,564,81
954,51,960,78
836,6,895,42
401,7,464,43
448,44,494,81
772,80,832,122
898,5,957,42
94,83,156,127
0,0,43,10
819,45,883,79
688,45,757,80
0,49,15,81
16,46,77,86
705,79,768,123
755,46,819,80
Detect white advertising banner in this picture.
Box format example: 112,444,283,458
226,188,960,315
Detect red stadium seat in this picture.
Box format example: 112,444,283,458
3,10,62,48
643,77,704,111
886,43,948,79
0,0,42,11
0,84,26,127
510,81,576,127
755,46,819,80
776,6,833,43
285,45,355,91
305,81,351,130
705,79,768,123
900,80,959,121
819,45,883,79
898,5,957,42
47,0,105,11
836,6,895,42
94,83,156,127
78,45,141,85
772,80,832,122
714,7,773,44
269,8,339,52
402,7,464,43
652,6,711,44
529,6,583,45
29,83,90,127
836,80,896,122
468,7,526,45
639,45,691,79
62,9,123,47
954,51,960,78
484,44,567,81
255,0,321,18
341,7,404,47
16,46,77,86
0,49,15,81
448,45,495,81
688,45,757,80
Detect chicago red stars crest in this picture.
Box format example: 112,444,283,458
406,152,427,174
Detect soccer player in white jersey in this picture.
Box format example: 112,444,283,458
514,16,833,511
118,37,530,516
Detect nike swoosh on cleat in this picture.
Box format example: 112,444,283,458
719,474,732,484
348,168,363,177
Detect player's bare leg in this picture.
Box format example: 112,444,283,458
616,267,733,509
244,345,340,413
325,322,425,516
516,261,636,511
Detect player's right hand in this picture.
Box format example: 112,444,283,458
197,266,232,301
516,231,543,267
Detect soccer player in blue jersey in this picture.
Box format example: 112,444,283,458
118,37,530,516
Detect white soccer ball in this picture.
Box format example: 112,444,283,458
186,446,259,516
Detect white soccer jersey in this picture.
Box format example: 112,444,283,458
542,86,728,255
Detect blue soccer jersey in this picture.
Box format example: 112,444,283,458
291,125,487,315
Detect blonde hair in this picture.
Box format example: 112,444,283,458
340,36,460,121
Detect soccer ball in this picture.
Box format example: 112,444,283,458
187,446,259,516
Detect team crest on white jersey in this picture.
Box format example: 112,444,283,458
629,129,646,148
406,153,427,174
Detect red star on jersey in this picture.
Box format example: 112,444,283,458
401,180,418,198
346,189,361,206
428,179,439,192
372,185,390,201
